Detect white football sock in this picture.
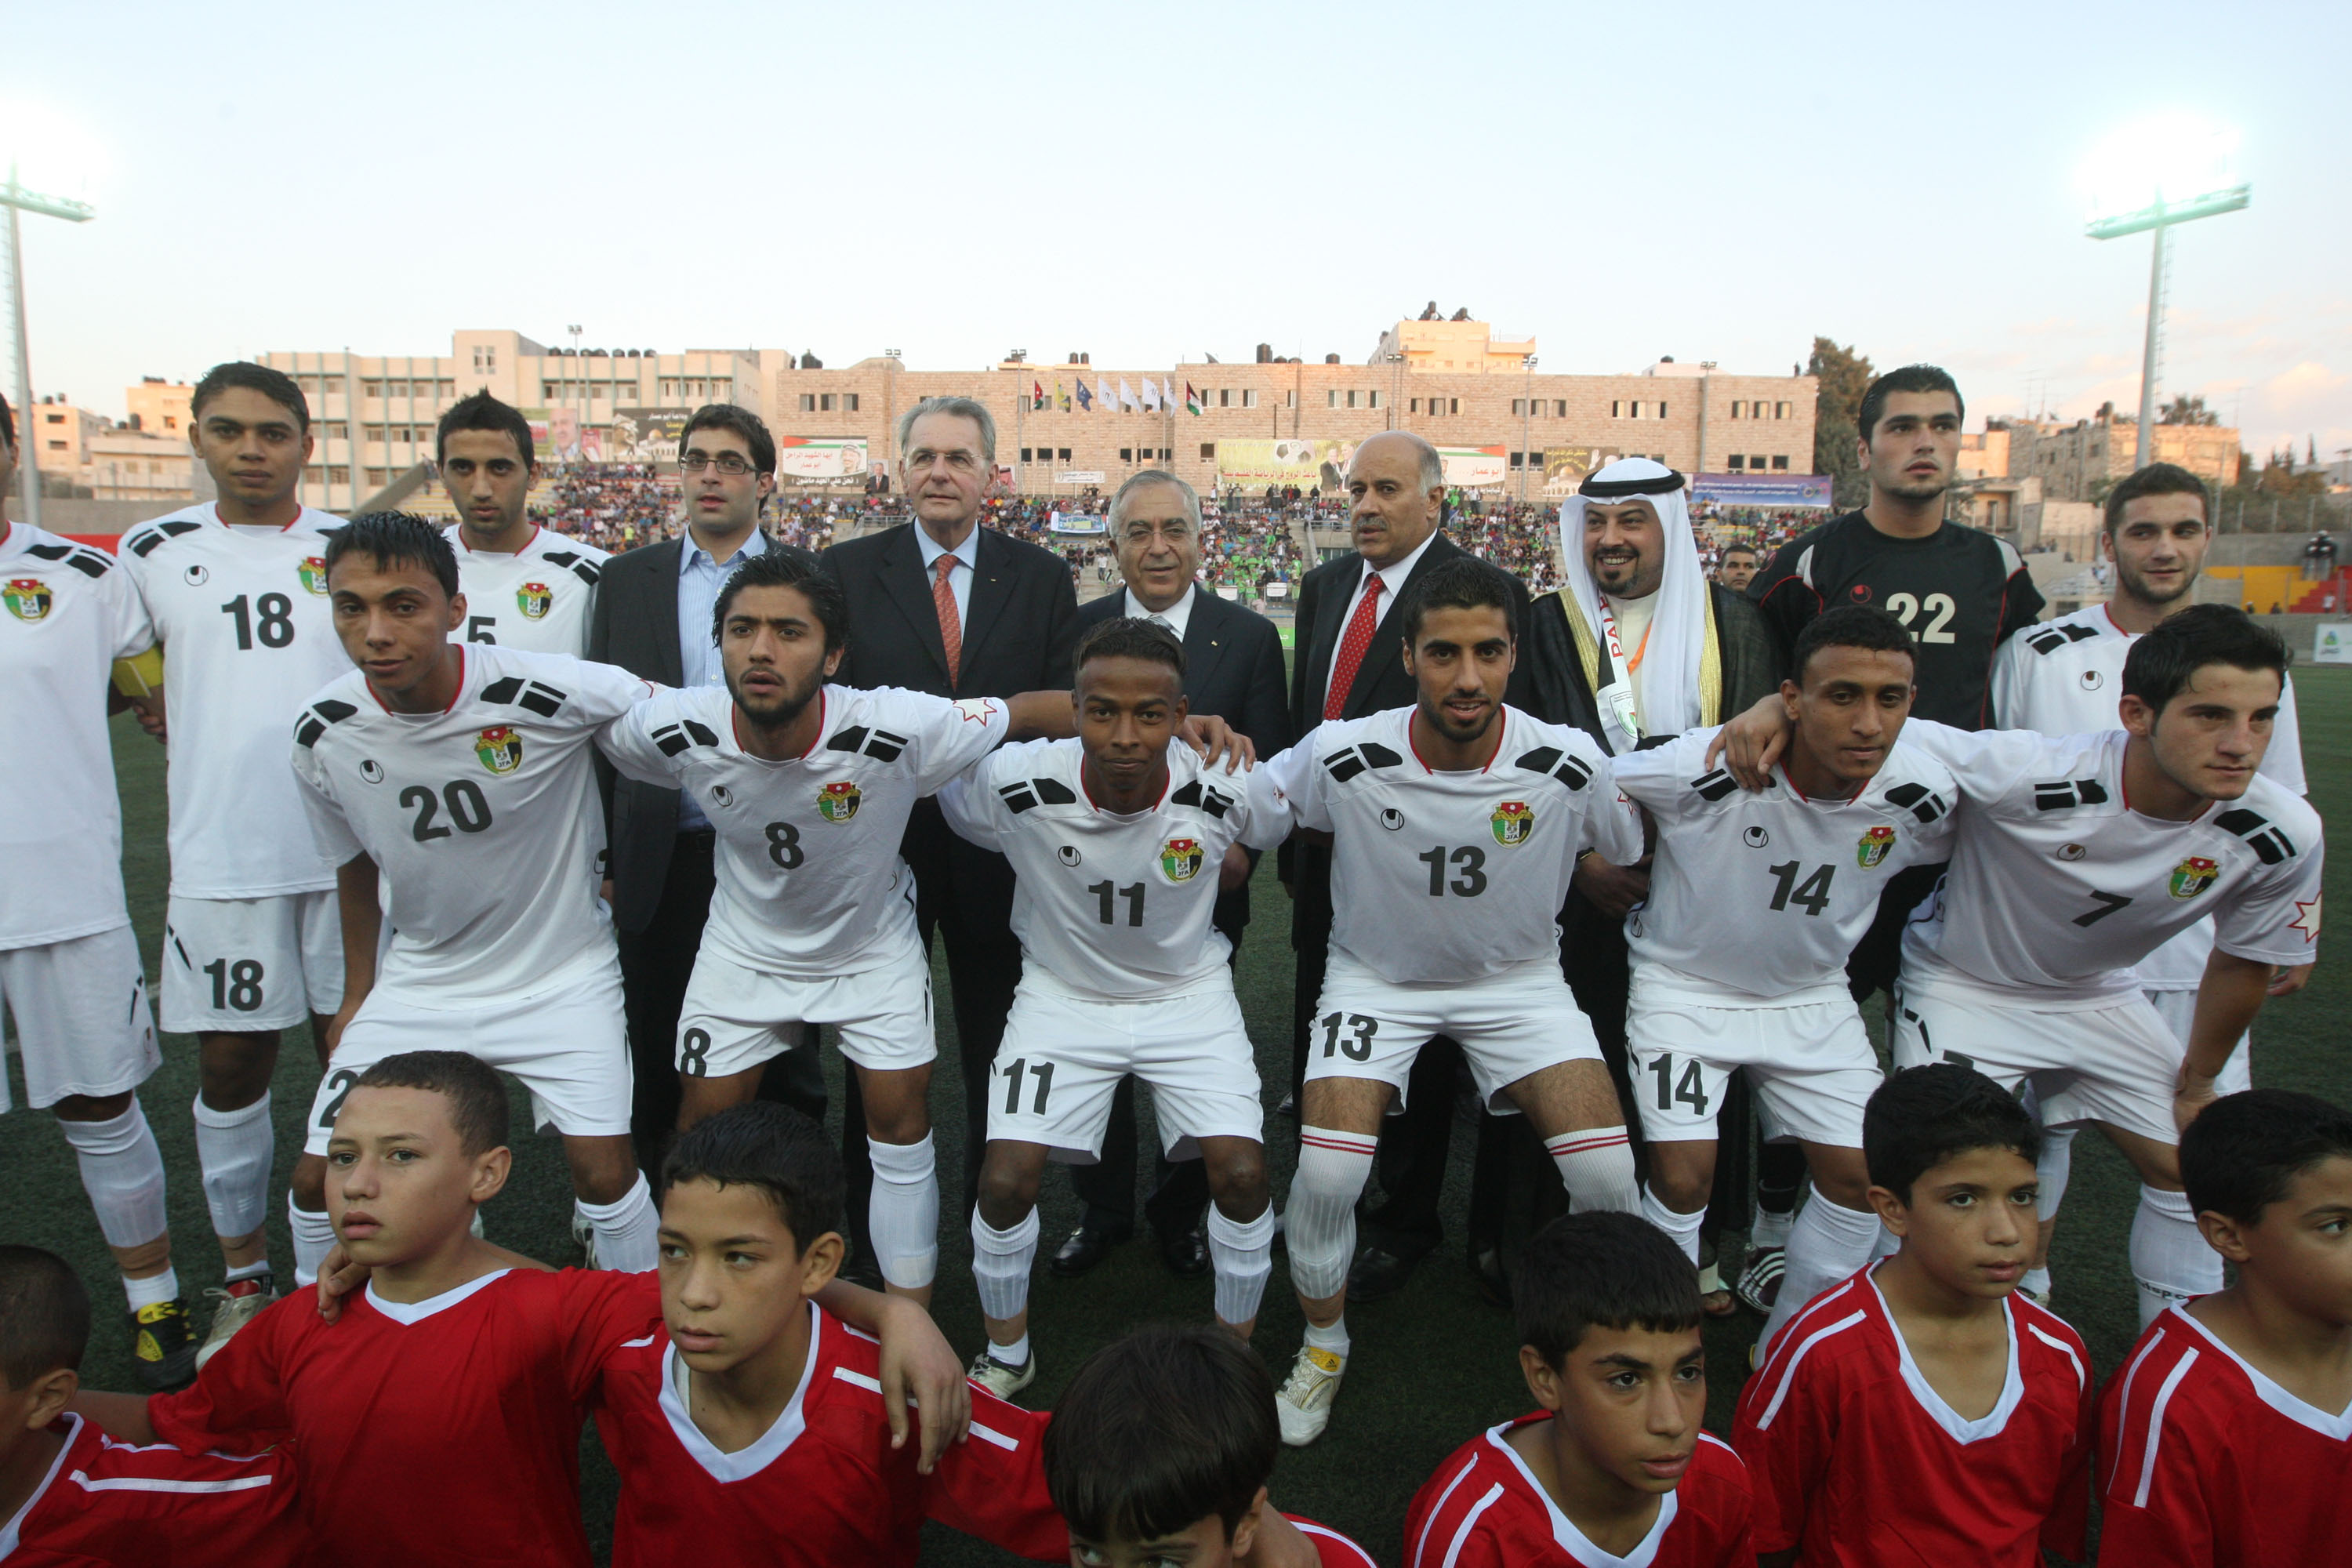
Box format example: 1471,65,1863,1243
1304,1316,1351,1360
124,1269,180,1312
1287,1128,1377,1301
58,1099,169,1250
1207,1202,1275,1328
2035,1127,2077,1223
289,1193,336,1289
2131,1185,2220,1327
2020,1265,2053,1298
577,1172,659,1273
1549,1128,1639,1214
1764,1194,1882,1352
970,1207,1040,1323
987,1330,1031,1367
1641,1185,1705,1265
193,1091,274,1245
867,1134,939,1290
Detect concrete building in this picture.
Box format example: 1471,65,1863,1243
2001,407,2241,501
13,392,193,501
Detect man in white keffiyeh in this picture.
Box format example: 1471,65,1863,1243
1554,458,1712,754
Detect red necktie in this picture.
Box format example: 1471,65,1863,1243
1323,575,1384,720
932,554,963,687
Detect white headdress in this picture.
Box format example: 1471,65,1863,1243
1555,458,1708,752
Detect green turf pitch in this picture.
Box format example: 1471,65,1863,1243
7,670,2347,1563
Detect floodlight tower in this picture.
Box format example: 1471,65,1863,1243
2,162,96,529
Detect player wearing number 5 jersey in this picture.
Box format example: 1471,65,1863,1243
1614,608,1959,1354
1249,558,1643,1446
1893,606,2322,1327
941,619,1287,1397
434,393,609,656
288,514,662,1276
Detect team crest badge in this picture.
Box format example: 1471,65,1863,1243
517,582,552,620
2,578,51,622
2169,856,2219,901
474,726,524,775
818,780,862,822
1160,837,1204,882
1857,824,1896,869
298,557,328,595
1490,800,1534,846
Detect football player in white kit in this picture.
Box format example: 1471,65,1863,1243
941,619,1288,1397
288,514,661,1273
1250,557,1644,1446
1893,606,2322,1325
1989,463,2309,1303
0,394,193,1387
434,392,608,656
114,363,353,1362
1615,606,1959,1352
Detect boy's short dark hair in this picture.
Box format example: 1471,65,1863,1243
2182,1088,2352,1226
191,361,310,433
1791,604,1916,685
711,548,846,653
1864,1064,2039,1203
352,1051,510,1156
660,1102,844,1251
1044,1323,1278,1545
2122,603,2288,716
0,1246,91,1386
1074,615,1186,684
1515,1211,1701,1367
2103,461,2209,536
1399,556,1520,645
435,390,537,473
681,403,777,477
322,512,461,601
1857,364,1963,445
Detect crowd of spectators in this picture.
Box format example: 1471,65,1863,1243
535,463,677,552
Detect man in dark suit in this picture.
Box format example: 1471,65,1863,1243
817,396,1082,1247
1286,430,1533,1301
1055,470,1292,1279
590,405,824,1174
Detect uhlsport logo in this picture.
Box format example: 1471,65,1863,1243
818,781,862,822
299,557,329,595
1857,824,1896,869
1160,837,1204,882
517,582,553,620
1490,800,1534,846
2,578,52,622
2169,855,2219,901
474,726,524,775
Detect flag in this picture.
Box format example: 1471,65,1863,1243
1142,377,1160,412
1076,379,1094,412
1119,378,1136,412
1031,379,1044,411
1056,380,1069,412
1185,381,1202,416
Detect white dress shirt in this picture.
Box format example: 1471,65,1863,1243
1322,530,1438,708
1124,583,1196,641
915,521,978,626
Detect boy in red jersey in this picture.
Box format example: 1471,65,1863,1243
1406,1212,1752,1567
66,1052,964,1568
2099,1087,2352,1564
1044,1323,1372,1567
0,1243,302,1566
1734,1065,2092,1566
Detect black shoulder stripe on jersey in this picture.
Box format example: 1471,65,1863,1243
1691,768,1739,802
2024,623,2101,655
1513,746,1592,789
1882,780,1951,824
650,718,720,757
827,726,869,753
25,542,111,577
999,782,1040,814
293,698,360,749
1034,776,1078,805
2215,808,2298,865
998,775,1079,815
571,561,601,585
1515,746,1563,774
125,520,202,557
541,550,602,585
863,728,909,762
481,675,569,717
1361,742,1403,769
1323,741,1406,783
1170,779,1235,818
2032,778,2111,811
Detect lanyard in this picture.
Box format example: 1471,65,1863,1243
1595,601,1650,751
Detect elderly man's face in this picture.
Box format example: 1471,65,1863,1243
1346,434,1442,570
1112,482,1200,613
1584,500,1667,598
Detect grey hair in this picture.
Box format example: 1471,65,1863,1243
1349,430,1443,492
1108,470,1201,533
896,395,996,466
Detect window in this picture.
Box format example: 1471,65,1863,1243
1327,390,1339,408
1776,401,1791,419
798,394,816,412
1728,455,1745,471
45,439,65,451
319,422,349,441
1413,398,1423,414
1446,397,1460,415
1511,399,1524,417
1508,452,1524,468
43,412,63,424
1242,389,1258,408
1749,455,1766,470
1286,391,1296,409
1218,389,1232,408
1612,400,1624,417
1659,401,1668,419
1554,400,1566,418
819,394,837,412
844,393,859,412
1058,448,1071,462
473,346,495,373
1019,448,1033,463
1731,400,1745,419
1120,448,1133,463
1200,442,1215,460
1772,455,1790,470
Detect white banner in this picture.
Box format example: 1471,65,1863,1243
1055,470,1106,485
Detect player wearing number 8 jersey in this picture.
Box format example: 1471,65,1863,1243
1250,558,1643,1446
288,514,662,1275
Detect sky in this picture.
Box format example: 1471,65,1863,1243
5,0,2349,461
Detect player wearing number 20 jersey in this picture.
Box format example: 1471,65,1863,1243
443,521,608,656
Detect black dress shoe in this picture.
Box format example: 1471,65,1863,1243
1049,1224,1131,1278
1156,1222,1210,1279
1346,1242,1430,1304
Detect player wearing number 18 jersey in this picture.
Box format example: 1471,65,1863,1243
434,393,608,656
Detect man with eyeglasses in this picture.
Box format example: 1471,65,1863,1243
591,405,825,1184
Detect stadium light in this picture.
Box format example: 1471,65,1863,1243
2081,116,2249,470
2,162,96,531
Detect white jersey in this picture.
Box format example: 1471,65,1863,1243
1899,720,2323,1007
942,739,1287,1003
118,503,350,898
289,647,652,1006
601,684,1011,978
1991,602,2308,988
1614,725,1958,1003
0,524,153,948
441,523,608,656
1253,705,1638,983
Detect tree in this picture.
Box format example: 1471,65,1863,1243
2158,394,2219,426
1806,336,1874,509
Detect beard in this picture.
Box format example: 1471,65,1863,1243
2118,562,2194,609
730,671,821,731
1883,475,1947,503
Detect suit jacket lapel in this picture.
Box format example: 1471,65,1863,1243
1305,564,1354,714
877,526,953,686
958,528,1011,673
647,540,686,687
1182,592,1231,697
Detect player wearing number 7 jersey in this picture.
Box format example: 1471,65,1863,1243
1893,606,2323,1327
1248,558,1643,1446
288,514,662,1275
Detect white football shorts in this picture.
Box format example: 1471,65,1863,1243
1624,977,1881,1148
1892,977,2184,1146
1305,949,1602,1114
675,946,934,1080
0,925,160,1111
2143,988,2252,1097
985,982,1262,1162
160,891,343,1034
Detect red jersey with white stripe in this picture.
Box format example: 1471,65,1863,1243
2097,1305,2352,1566
1405,1415,1752,1567
593,1303,1064,1566
1287,1514,1378,1567
147,1269,661,1568
0,1413,301,1567
1730,1268,2092,1566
